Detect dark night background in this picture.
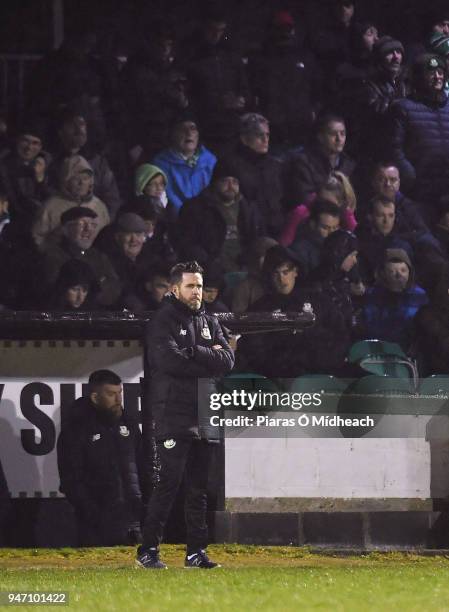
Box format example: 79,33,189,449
0,0,442,54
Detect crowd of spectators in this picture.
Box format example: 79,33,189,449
2,1,449,376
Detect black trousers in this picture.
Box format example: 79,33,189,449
141,438,209,553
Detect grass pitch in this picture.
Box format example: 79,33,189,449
1,545,449,611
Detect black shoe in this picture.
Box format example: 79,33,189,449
184,549,221,569
135,547,167,569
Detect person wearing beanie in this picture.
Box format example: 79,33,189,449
152,117,216,213
202,264,230,313
45,258,100,311
344,36,407,161
220,113,284,237
0,120,52,234
248,10,321,151
312,229,364,327
239,243,350,377
176,158,261,272
361,247,428,350
429,32,449,94
388,51,449,214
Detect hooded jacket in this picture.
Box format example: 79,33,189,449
32,155,110,247
152,146,217,212
362,249,428,347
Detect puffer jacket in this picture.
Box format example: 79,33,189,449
389,93,449,203
146,295,234,440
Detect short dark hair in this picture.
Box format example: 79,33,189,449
372,161,400,176
170,261,204,285
314,112,346,135
88,369,122,391
310,199,343,223
369,196,396,213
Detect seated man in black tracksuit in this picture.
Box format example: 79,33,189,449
57,369,143,546
137,261,234,570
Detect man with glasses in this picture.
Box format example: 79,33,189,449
36,206,120,308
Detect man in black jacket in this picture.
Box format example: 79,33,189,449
222,113,284,237
137,261,234,570
289,113,355,206
177,159,261,272
57,369,143,546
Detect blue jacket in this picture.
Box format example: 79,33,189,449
152,146,217,213
389,94,449,202
362,284,428,348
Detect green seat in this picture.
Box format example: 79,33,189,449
347,340,418,388
359,355,416,379
348,339,407,363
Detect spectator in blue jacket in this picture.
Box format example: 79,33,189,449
152,117,216,213
389,53,449,219
361,248,428,350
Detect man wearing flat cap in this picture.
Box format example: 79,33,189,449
34,206,121,308
96,212,157,309
388,52,449,220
